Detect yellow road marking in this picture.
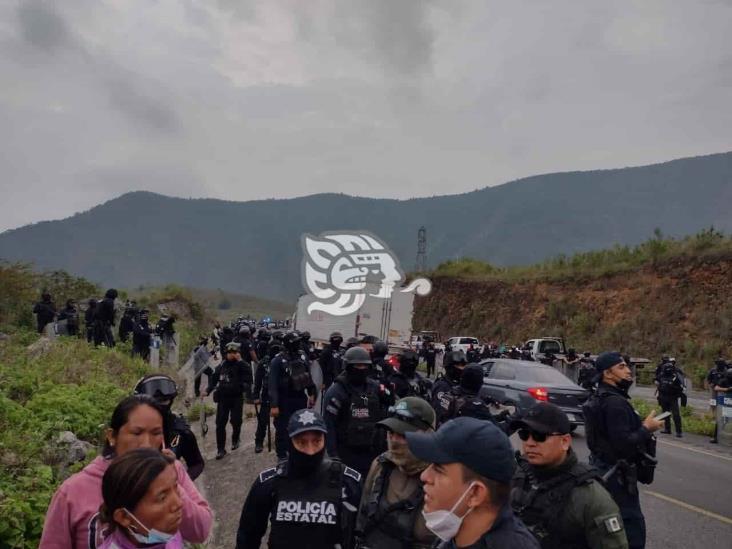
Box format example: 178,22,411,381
643,490,732,525
657,439,732,462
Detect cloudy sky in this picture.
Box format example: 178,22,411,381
1,0,730,232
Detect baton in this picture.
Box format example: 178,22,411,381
200,396,208,437
267,412,272,452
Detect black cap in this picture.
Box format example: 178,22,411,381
510,402,570,435
287,409,328,437
595,351,624,372
406,417,515,484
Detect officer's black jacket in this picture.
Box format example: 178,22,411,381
253,359,270,403
432,375,459,423
268,351,316,407
207,359,253,397
319,344,343,387
95,297,116,325
33,300,56,330
235,459,362,549
165,413,205,481
437,505,539,549
588,383,652,463
389,371,428,399
132,320,153,349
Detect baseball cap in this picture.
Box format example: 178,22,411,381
595,351,624,372
406,417,515,484
378,397,435,434
509,402,570,435
225,342,242,352
287,409,328,438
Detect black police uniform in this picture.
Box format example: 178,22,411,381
132,318,153,360
57,304,79,336
324,373,388,478
583,382,654,549
443,386,496,424
253,351,273,449
33,298,56,334
389,369,431,400
655,364,684,436
207,357,253,453
84,301,97,343
235,458,362,549
432,374,461,425
420,344,438,378
269,350,317,458
165,412,205,481
93,291,117,347
118,305,137,342
319,343,344,388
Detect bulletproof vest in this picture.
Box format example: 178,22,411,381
256,341,269,360
449,388,494,422
658,371,682,397
284,353,314,391
217,360,245,396
361,457,430,549
582,391,615,462
168,414,191,460
433,376,458,413
269,461,344,549
335,379,382,449
511,457,600,549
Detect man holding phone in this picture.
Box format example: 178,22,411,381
583,352,664,549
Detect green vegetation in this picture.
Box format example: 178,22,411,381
631,399,715,437
433,227,732,282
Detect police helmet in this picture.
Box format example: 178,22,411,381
238,326,250,337
271,330,284,341
257,329,270,341
399,349,419,372
372,340,389,358
139,308,150,320
460,364,485,394
662,362,676,375
345,337,360,349
300,331,311,341
344,346,372,366
134,374,178,402
282,331,302,352
360,334,377,345
225,341,242,353
448,350,468,366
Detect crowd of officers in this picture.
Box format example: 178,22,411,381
32,291,177,358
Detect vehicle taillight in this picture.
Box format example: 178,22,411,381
387,354,400,370
528,387,549,402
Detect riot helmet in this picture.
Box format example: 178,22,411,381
300,331,311,342
460,364,484,394
329,331,343,347
398,349,419,376
345,337,360,349
282,331,302,353
238,326,251,337
446,350,468,381
257,329,270,341
344,346,371,386
133,374,178,409
372,340,389,359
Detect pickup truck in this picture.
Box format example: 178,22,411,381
522,337,567,361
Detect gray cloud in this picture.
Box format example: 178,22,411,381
1,0,731,233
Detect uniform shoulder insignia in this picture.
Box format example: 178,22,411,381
259,467,279,483
596,514,624,534
343,466,362,483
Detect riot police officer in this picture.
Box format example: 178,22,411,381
439,364,497,426
355,397,437,549
420,338,438,378
133,374,205,480
205,341,254,459
319,331,344,388
94,288,118,347
432,350,467,423
219,325,235,357
118,300,137,342
253,333,280,453
655,361,685,437
233,325,259,365
369,340,394,385
269,331,317,459
84,298,97,343
706,358,728,414
388,349,432,400
301,330,317,360
131,308,153,360
32,292,56,334
236,409,362,549
324,347,390,477
255,328,270,362
583,352,664,549
57,299,79,337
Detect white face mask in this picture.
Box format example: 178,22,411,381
421,481,476,541
124,508,174,545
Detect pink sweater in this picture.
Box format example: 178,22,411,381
39,456,212,549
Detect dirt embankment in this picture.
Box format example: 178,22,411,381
414,255,732,383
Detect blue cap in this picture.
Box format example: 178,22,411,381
406,417,515,484
595,351,624,372
287,409,327,438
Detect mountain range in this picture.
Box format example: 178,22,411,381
1,152,730,302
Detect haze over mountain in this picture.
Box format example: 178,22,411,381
1,152,730,302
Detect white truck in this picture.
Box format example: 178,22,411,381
522,337,568,361
293,286,417,349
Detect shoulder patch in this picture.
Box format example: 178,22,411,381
595,514,624,534
259,466,278,484
343,466,362,483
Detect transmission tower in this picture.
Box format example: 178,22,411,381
415,226,427,273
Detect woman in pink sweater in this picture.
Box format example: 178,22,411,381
40,395,212,549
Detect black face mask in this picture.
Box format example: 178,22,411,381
401,365,416,377
288,446,325,477
347,368,368,386
617,378,633,391
451,366,464,381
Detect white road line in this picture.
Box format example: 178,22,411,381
657,439,732,462
643,490,732,525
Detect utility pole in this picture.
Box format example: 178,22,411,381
415,226,427,273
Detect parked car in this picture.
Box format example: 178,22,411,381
478,358,589,430
445,336,481,354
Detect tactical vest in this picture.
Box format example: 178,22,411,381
269,461,344,549
511,457,601,549
361,457,430,549
582,391,616,462
335,379,382,449
284,354,314,392
448,388,495,422
658,372,683,398
216,360,245,397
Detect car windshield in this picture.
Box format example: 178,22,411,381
460,337,478,344
515,365,572,384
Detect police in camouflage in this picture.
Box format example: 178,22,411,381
236,409,362,549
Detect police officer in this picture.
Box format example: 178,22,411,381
655,361,685,437
710,367,732,443
193,336,214,397
118,300,137,342
466,344,480,364
94,288,118,347
32,292,56,334
300,331,317,360
253,333,280,453
324,346,390,477
420,338,438,378
235,409,362,549
706,358,728,413
255,328,271,362
583,352,664,549
432,350,468,423
233,325,259,365
219,325,235,357
269,331,317,459
131,308,153,361
133,374,206,481
84,298,97,343
406,417,539,548
57,299,79,337
389,349,432,400
510,403,627,549
578,352,597,391
369,340,394,384
319,331,345,388
356,397,437,549
345,337,360,350
440,364,497,426
205,341,254,459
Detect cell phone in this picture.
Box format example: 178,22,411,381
654,411,672,421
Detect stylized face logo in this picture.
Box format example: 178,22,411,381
301,232,430,317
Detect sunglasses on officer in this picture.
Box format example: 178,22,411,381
387,406,433,431
517,428,563,443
